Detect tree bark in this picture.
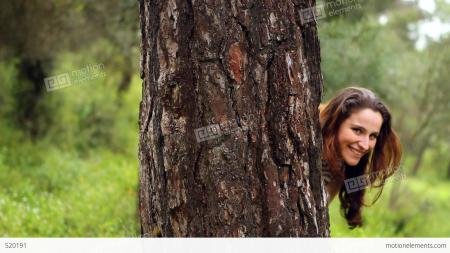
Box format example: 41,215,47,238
138,0,329,237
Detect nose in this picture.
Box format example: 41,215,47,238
357,136,370,152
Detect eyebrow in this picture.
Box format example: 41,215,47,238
351,124,380,135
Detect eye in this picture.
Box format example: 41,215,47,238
352,128,362,134
370,134,378,140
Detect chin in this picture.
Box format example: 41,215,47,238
345,160,359,166
343,155,360,166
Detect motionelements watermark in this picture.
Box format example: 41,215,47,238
194,113,256,143
44,63,106,92
344,168,406,193
386,242,447,249
299,0,362,25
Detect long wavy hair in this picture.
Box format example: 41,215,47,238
319,87,402,228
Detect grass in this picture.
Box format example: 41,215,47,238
0,137,140,237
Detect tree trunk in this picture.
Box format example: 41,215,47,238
410,138,430,176
14,57,50,138
138,0,329,237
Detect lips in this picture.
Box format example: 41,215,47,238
349,146,365,157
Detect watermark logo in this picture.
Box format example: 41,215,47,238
300,5,326,24
44,63,106,92
344,169,406,193
44,73,72,91
195,124,223,143
195,113,256,143
299,0,362,25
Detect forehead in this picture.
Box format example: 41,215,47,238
344,108,383,132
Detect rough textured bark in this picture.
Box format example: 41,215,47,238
138,0,329,236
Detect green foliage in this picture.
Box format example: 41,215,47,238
33,41,140,155
0,141,139,237
329,173,450,237
0,43,141,236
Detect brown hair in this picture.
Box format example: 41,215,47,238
319,87,402,228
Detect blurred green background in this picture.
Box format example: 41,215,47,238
0,0,448,237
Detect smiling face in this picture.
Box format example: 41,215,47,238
337,108,383,166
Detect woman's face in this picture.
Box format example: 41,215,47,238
337,108,383,166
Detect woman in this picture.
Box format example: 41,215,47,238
319,87,402,228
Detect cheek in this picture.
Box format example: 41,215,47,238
337,132,347,148
339,129,356,145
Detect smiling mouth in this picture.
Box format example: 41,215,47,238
349,146,365,157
